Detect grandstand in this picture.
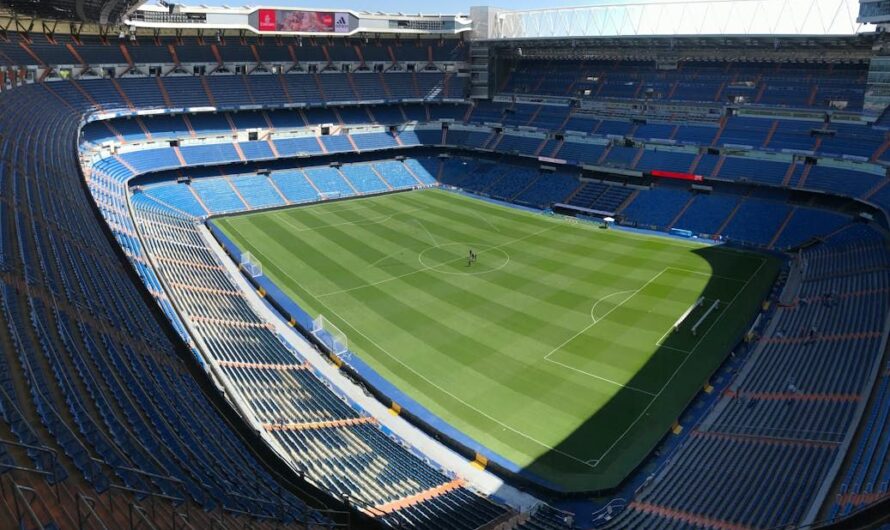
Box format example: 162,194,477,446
0,0,888,529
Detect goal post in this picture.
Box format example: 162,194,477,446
318,191,342,202
240,252,263,278
311,314,350,358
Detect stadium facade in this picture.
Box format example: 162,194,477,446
0,0,887,529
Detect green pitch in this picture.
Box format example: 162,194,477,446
215,188,779,491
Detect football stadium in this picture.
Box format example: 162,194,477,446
0,0,889,528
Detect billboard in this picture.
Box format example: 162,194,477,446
254,9,353,33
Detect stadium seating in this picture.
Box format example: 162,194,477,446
3,23,890,530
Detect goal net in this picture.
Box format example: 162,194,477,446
311,315,349,357
240,252,263,278
319,191,342,202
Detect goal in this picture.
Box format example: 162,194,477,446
240,252,263,278
319,191,342,202
311,314,350,357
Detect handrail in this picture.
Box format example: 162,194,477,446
10,481,47,530
76,492,111,530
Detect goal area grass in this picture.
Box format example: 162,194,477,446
215,189,780,492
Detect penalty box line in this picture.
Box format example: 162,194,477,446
542,267,674,398
590,257,768,468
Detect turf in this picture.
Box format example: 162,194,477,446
215,188,780,491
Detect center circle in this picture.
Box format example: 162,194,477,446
418,243,510,275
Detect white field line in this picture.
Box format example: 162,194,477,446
316,225,558,298
275,206,426,233
236,197,771,467
654,297,721,351
412,218,439,247
592,257,768,467
228,227,598,469
541,269,671,397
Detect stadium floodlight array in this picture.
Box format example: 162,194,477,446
312,315,350,359
240,252,263,278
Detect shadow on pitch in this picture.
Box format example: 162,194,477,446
489,242,775,498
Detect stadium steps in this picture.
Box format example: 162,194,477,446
109,78,135,110
869,134,890,162
266,175,290,204
629,147,645,169
332,108,346,127
462,103,475,122
691,429,841,450
100,122,126,145
410,72,422,98
782,161,803,187
222,175,251,208
186,185,211,215
199,77,217,107
368,165,394,191
232,142,247,162
263,416,377,432
597,144,612,164
399,162,427,187
134,117,153,141
364,107,379,125
371,478,465,515
808,84,819,106
311,74,328,101
667,80,680,99
484,131,502,151
615,190,640,214
525,106,542,127
532,138,548,156
729,390,861,404
181,115,198,138
709,155,726,178
314,136,328,154
480,168,510,195
396,104,409,122
112,155,137,175
711,116,728,147
260,111,275,131
549,138,565,158
762,120,779,148
768,207,797,249
715,196,746,236
755,82,767,103
511,173,542,201
276,74,294,104
862,177,890,200
628,501,755,530
794,163,813,188
142,192,200,219
440,127,448,145
424,103,432,121
335,168,362,195
70,79,105,113
666,195,696,231
300,170,324,196
345,134,360,153
713,80,728,101
688,151,704,174
297,109,310,127
563,182,588,205
266,138,280,158
155,77,173,108
172,146,187,167
556,110,573,131
760,331,883,345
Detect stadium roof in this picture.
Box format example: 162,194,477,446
0,0,145,23
474,0,869,40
